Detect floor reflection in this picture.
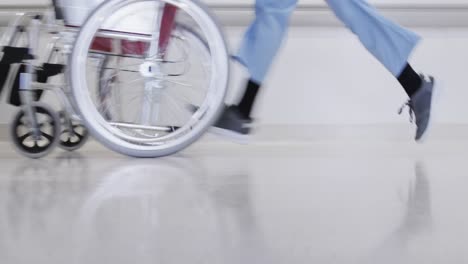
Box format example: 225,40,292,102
0,154,462,264
206,169,271,264
72,157,266,264
0,154,93,264
359,161,433,264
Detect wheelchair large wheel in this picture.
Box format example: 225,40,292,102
70,0,229,158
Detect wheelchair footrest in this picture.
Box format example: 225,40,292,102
36,63,65,83
1,46,34,64
0,47,35,96
0,64,11,96
9,63,65,106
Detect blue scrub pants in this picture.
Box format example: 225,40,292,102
236,0,421,83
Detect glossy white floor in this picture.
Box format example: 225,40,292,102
0,139,467,264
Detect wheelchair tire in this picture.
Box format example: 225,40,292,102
69,0,229,158
10,102,61,159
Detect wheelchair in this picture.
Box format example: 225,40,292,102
0,0,229,158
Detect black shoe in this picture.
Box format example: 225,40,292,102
399,75,437,142
210,105,253,143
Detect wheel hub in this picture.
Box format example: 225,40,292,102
139,61,159,78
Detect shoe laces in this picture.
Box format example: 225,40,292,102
398,100,415,123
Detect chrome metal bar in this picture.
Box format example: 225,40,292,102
109,122,172,132
1,14,22,46
31,82,66,90
31,82,79,122
44,35,60,63
97,30,152,42
20,17,42,137
96,30,153,42
62,27,153,42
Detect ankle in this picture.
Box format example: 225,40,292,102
237,79,260,119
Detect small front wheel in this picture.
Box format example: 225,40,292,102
58,111,89,152
10,103,61,158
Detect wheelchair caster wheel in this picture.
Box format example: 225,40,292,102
10,102,61,159
58,111,89,152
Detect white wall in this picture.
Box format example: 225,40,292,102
223,26,468,125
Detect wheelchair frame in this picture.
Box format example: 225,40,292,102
0,0,229,158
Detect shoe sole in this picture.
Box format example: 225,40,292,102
416,77,441,143
209,127,251,145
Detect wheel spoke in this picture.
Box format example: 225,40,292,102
41,132,54,142
18,132,33,144
72,126,86,139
